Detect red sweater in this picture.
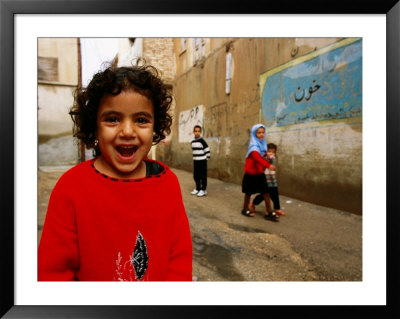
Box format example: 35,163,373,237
38,159,192,281
244,151,272,174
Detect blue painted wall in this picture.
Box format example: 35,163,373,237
260,39,362,127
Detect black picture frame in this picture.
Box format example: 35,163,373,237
1,0,399,318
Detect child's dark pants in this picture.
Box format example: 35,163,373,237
193,160,207,191
253,187,281,210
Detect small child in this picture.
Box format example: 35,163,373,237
190,125,210,197
38,63,193,281
250,143,285,216
241,124,279,221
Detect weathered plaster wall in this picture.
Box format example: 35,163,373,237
268,120,362,213
259,39,362,213
38,38,79,166
157,37,362,214
38,85,75,135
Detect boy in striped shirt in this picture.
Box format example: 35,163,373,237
191,125,210,197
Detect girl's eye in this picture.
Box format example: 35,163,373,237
137,117,148,124
105,116,119,123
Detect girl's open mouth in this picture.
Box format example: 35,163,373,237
116,145,138,158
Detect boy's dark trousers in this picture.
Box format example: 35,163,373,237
193,160,207,191
253,187,280,209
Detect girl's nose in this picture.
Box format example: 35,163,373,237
120,121,135,137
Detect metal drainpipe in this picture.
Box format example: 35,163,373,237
77,37,85,162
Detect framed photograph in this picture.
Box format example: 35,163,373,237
1,0,399,317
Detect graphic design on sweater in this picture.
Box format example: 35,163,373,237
132,231,149,280
115,231,149,281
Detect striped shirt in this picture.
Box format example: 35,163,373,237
264,156,278,187
191,137,210,161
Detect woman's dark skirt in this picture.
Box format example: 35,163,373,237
242,173,268,196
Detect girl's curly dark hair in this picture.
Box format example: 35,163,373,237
69,62,173,155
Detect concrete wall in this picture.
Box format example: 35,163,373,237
260,39,362,214
38,85,76,135
38,38,79,167
157,37,362,215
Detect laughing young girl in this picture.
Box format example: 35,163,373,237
241,124,279,221
38,64,192,281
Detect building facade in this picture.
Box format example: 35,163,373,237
156,37,362,215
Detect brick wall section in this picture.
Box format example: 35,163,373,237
143,38,175,84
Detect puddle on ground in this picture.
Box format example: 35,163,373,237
192,235,245,281
228,223,268,234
